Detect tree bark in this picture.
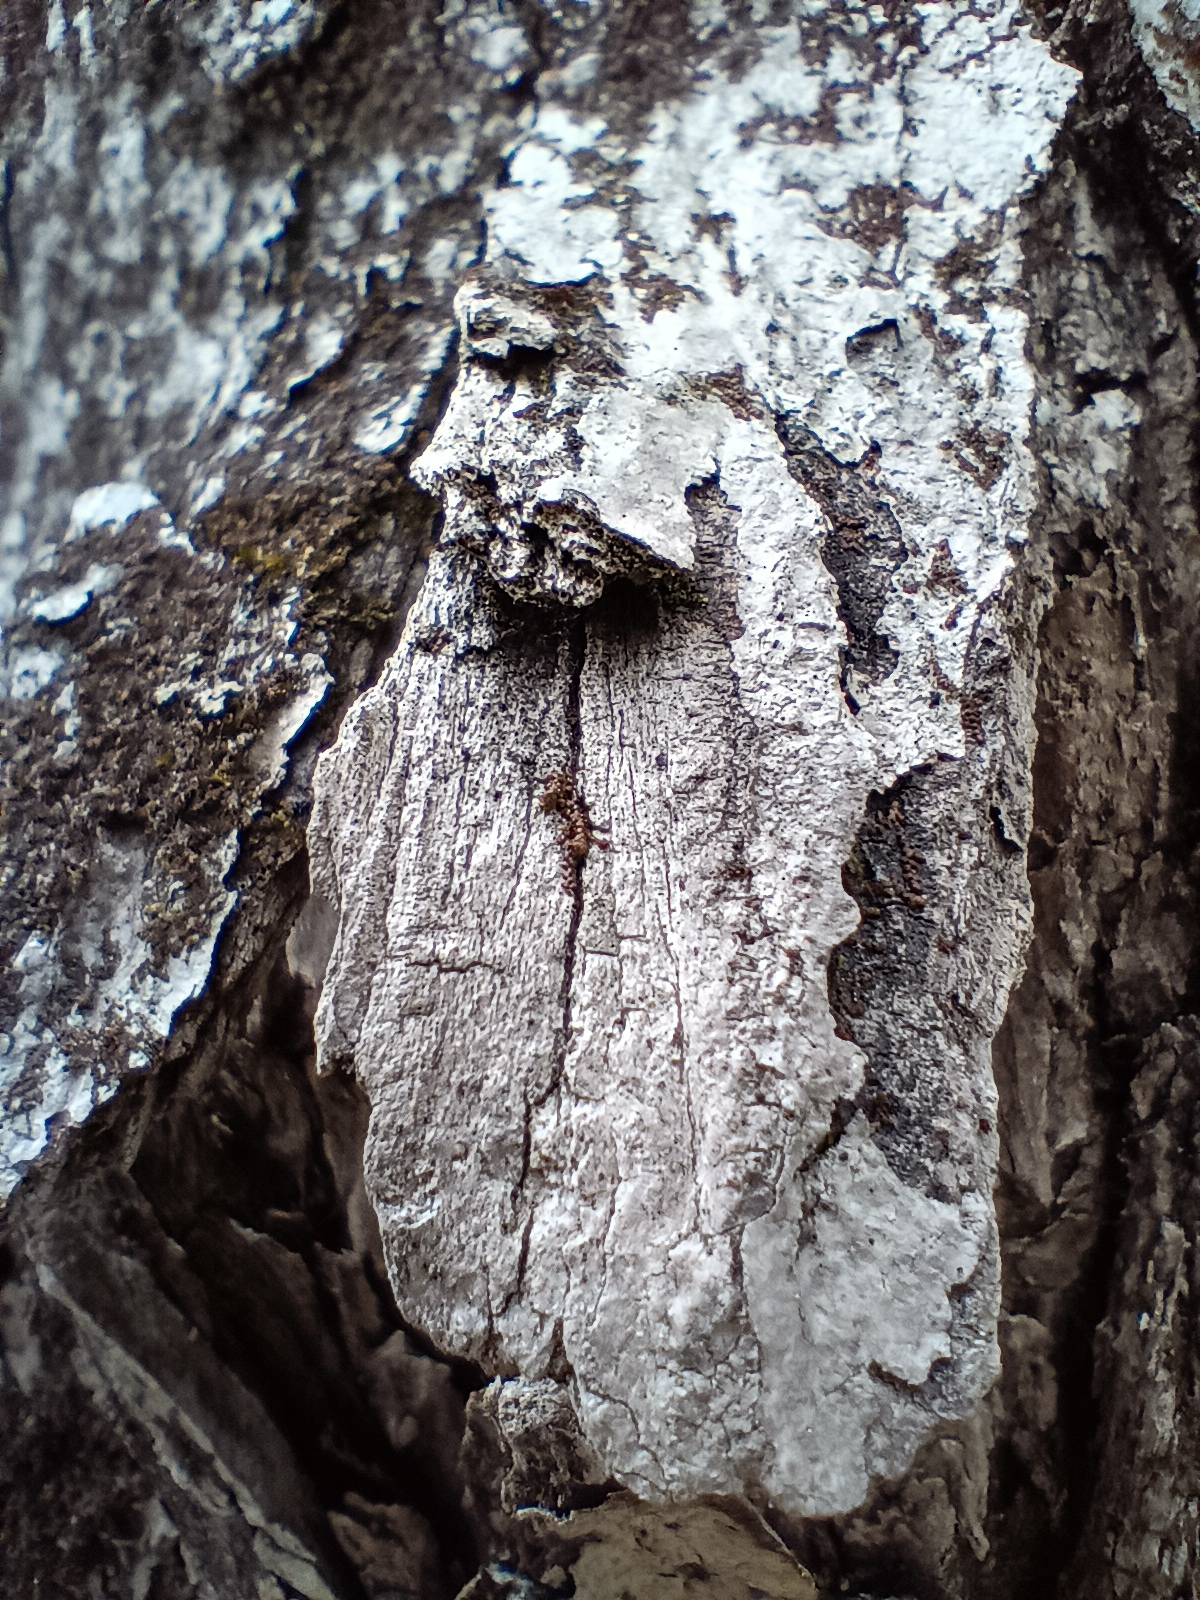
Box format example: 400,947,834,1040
1,2,1198,1597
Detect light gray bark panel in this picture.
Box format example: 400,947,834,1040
309,2,1076,1517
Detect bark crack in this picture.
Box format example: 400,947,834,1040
508,618,590,1301
556,617,588,1104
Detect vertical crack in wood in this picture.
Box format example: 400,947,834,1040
558,613,589,1098
510,614,588,1305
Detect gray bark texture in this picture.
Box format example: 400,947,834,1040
1,1,1198,1597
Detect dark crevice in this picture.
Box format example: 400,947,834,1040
212,871,475,1541
988,529,1200,1593
774,416,906,708
506,612,591,1308
0,157,17,304
826,763,966,1202
555,617,588,1103
1069,368,1144,411
354,334,463,690
276,163,315,302
3,867,485,1599
979,16,1200,1592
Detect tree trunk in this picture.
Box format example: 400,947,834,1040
1,2,1198,1596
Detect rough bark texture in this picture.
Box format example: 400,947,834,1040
1,2,1199,1598
308,2,1072,1526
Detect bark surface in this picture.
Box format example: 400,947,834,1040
0,3,1198,1598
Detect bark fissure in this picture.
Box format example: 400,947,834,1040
557,619,588,1095
509,614,591,1306
988,33,1200,1592
774,417,908,711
